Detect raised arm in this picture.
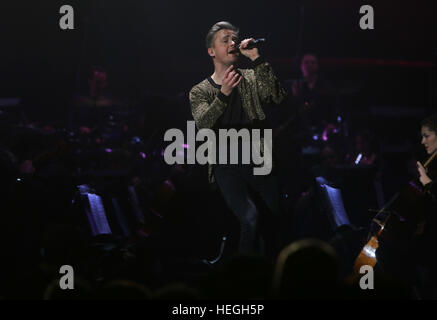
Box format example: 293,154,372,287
253,58,287,105
238,38,287,106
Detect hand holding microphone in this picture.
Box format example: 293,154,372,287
232,38,265,61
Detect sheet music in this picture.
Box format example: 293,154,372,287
86,193,112,236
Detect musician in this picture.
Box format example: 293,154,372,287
417,114,437,199
273,53,340,204
373,114,437,299
189,21,287,257
415,114,437,299
286,53,338,145
68,66,112,130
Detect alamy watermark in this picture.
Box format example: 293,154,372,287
59,5,74,30
59,265,74,290
359,5,374,30
163,121,273,176
59,5,374,31
359,265,374,290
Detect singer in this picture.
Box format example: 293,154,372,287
189,21,287,258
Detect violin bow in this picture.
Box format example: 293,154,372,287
423,149,437,168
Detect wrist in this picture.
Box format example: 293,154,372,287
218,91,231,104
220,88,231,96
249,54,261,61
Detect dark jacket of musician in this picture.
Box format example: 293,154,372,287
378,115,437,298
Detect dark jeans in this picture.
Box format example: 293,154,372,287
213,165,280,257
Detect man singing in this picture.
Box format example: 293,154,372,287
189,21,287,257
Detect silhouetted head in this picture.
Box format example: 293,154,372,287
273,239,339,299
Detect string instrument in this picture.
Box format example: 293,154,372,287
353,149,437,273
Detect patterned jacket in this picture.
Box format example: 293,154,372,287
189,58,287,183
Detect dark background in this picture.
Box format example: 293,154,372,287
0,1,436,296
0,1,436,148
1,1,435,94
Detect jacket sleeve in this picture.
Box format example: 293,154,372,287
252,57,287,105
189,85,228,129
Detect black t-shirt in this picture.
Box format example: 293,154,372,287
207,76,250,128
207,76,253,166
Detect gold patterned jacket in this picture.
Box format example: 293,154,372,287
189,58,287,183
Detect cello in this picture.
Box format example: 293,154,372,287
353,149,437,273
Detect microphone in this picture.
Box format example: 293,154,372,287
230,38,266,53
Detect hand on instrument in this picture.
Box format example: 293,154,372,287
220,65,242,96
239,38,260,61
417,161,433,186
